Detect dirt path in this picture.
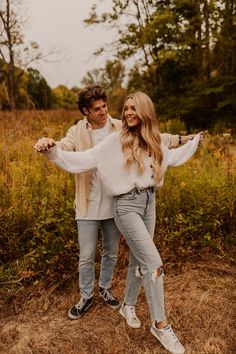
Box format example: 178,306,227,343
0,258,235,354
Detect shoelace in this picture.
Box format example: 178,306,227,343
101,289,115,301
127,306,138,320
164,326,179,343
75,298,87,310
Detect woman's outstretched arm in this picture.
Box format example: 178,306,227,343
42,146,97,174
165,133,201,167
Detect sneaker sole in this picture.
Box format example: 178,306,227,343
119,307,141,329
150,327,185,354
68,301,93,320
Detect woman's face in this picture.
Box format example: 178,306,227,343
124,98,141,128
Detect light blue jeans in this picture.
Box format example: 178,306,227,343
77,219,120,299
114,187,165,323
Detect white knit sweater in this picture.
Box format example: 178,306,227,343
46,132,200,196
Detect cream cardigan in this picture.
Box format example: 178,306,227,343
46,132,200,196
56,116,121,216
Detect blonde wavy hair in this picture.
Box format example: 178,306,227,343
120,91,163,182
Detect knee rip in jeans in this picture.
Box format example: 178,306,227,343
151,265,164,282
135,265,164,281
135,266,143,279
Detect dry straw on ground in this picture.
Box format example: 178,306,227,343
0,254,235,354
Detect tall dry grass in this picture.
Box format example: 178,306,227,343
0,110,80,285
0,110,235,289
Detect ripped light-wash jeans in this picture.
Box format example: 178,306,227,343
77,219,120,299
114,187,165,323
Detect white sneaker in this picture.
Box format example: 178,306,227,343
151,323,185,354
119,302,141,329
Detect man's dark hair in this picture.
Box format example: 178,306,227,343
77,85,108,115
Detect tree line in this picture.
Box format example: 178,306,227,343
84,0,236,131
0,0,235,132
0,0,79,110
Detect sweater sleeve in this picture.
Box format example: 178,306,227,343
44,145,97,173
165,134,200,166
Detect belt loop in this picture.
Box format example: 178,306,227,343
134,185,140,194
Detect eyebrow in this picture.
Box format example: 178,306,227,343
125,105,136,109
93,103,106,110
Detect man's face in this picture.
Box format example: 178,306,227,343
84,99,108,129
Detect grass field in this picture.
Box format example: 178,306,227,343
0,110,235,354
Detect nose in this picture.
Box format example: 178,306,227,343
126,107,132,115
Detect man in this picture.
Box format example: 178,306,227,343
35,85,196,319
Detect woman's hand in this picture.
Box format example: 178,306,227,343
182,131,205,144
34,137,56,153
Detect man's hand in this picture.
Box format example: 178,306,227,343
34,137,56,153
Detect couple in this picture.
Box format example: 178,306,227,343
35,86,200,354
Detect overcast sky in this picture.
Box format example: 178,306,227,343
23,0,116,88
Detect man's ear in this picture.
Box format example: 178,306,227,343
83,108,89,116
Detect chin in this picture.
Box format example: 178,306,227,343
100,119,107,124
128,124,139,130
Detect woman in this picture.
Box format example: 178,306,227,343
35,92,200,354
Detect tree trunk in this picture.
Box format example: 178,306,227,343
203,0,210,80
195,0,203,80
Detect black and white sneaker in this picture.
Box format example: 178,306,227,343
68,297,93,319
99,287,120,308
